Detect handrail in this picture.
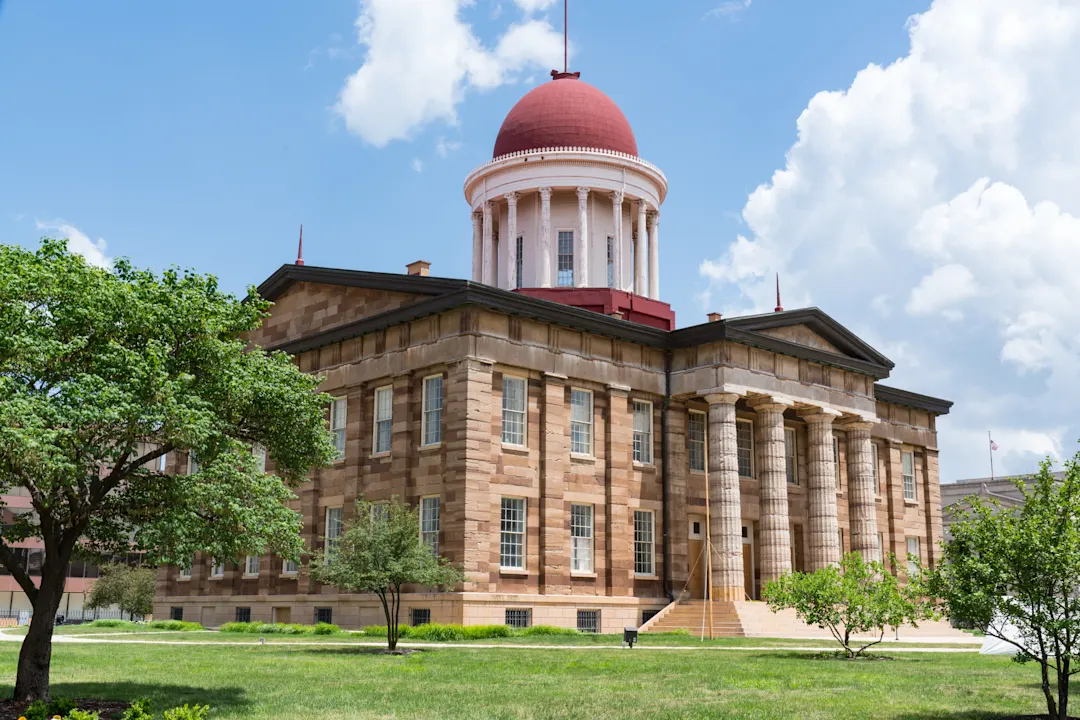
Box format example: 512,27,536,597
465,146,668,182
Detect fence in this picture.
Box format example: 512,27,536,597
0,608,142,626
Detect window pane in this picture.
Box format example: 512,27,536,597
500,498,525,569
411,608,432,626
421,497,440,554
785,428,797,485
326,507,343,552
570,504,593,573
833,436,841,487
633,401,652,464
283,559,298,574
570,390,593,455
906,536,920,575
606,236,614,288
557,230,574,287
505,608,531,629
902,451,916,501
374,387,392,454
245,555,259,575
502,377,526,446
515,236,524,289
736,421,753,477
331,398,347,460
634,510,654,576
577,609,599,633
688,412,705,472
423,376,443,446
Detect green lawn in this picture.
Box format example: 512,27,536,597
0,640,1046,719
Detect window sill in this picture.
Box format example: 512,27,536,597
242,574,259,580
370,451,391,460
419,443,442,452
689,469,706,476
177,577,192,583
501,443,529,455
280,573,298,579
209,576,224,582
570,453,596,464
632,461,656,471
634,574,659,581
499,568,529,576
904,500,919,507
571,571,597,579
738,475,755,481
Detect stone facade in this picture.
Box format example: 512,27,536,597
154,270,951,633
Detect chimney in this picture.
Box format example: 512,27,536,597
406,260,431,277
707,312,723,323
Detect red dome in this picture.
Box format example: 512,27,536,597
493,73,638,159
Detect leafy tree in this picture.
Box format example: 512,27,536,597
310,497,464,651
84,563,156,620
763,551,933,658
0,239,336,700
927,457,1080,720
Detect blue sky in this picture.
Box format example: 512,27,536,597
3,0,1079,482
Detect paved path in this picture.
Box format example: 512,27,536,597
0,630,980,653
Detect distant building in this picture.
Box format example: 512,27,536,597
940,472,1065,541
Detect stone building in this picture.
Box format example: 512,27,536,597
154,71,952,633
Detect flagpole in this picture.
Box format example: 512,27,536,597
988,431,995,482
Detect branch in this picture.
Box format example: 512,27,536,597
0,543,37,604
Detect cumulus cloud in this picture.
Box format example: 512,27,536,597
335,0,563,147
35,220,111,268
698,0,1080,479
412,158,425,173
513,0,558,12
436,137,463,158
707,0,752,18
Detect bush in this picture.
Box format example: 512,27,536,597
462,624,513,640
162,704,211,720
85,619,137,628
312,622,340,635
68,710,101,720
516,625,579,637
146,620,203,631
218,621,340,636
120,698,153,720
23,696,77,720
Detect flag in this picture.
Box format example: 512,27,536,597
990,440,999,451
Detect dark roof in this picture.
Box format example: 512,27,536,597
255,264,951,415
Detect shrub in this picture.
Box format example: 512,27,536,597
120,698,153,720
162,704,211,720
146,620,203,632
67,710,101,720
85,619,136,628
218,621,340,636
23,696,76,720
464,624,512,639
312,622,340,635
516,625,579,637
22,699,49,720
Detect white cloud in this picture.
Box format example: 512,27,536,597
335,0,563,147
513,0,558,12
412,158,425,173
436,137,463,158
707,0,752,18
698,0,1080,479
35,220,111,268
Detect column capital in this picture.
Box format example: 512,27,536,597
839,419,876,432
472,210,482,223
703,392,740,406
483,200,494,212
648,210,660,223
576,187,590,201
539,186,553,200
799,407,843,423
748,396,795,412
611,189,624,204
504,191,519,204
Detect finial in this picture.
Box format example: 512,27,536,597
774,273,783,312
564,0,568,74
296,224,305,266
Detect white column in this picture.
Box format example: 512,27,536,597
705,392,744,601
803,409,843,571
575,187,589,288
846,422,880,562
471,211,483,282
648,211,660,300
504,192,519,290
482,201,494,285
635,201,648,295
610,191,624,291
539,187,553,288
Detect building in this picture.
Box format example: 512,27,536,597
154,70,952,634
940,472,1063,542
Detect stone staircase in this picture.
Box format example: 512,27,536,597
643,600,745,637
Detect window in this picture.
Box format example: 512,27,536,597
421,496,440,554
688,411,706,472
282,558,299,575
515,235,524,289
833,436,842,490
244,555,260,577
906,536,921,575
872,443,880,497
502,376,527,446
422,375,443,446
211,560,225,578
785,428,798,485
570,504,593,573
235,607,251,623
577,609,599,633
314,607,333,625
411,608,431,626
325,507,343,552
187,454,199,474
170,607,184,621
902,451,916,501
178,557,193,580
557,230,574,286
838,528,845,553
330,397,347,460
642,609,659,625
505,608,531,629
373,386,393,454
570,389,593,456
634,510,655,576
633,401,653,464
253,444,267,472
875,532,884,565
500,498,526,569
689,520,703,539
370,503,389,521
158,453,168,473
735,419,754,478
606,236,614,288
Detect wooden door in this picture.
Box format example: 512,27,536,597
199,606,215,627
273,607,291,624
742,545,753,600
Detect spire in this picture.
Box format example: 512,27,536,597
774,273,783,312
295,224,305,266
564,0,568,74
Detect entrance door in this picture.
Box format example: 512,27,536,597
199,606,215,628
687,516,706,598
273,607,291,624
742,545,753,600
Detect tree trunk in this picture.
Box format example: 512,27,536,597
1057,658,1069,720
1039,660,1058,720
13,570,66,701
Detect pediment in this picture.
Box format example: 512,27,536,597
756,324,843,355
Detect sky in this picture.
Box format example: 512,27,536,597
2,0,1078,483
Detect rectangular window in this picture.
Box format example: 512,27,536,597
235,607,251,623
906,536,921,575
187,454,199,474
211,560,225,578
606,236,614,288
411,608,432,626
422,375,443,446
500,498,526,569
282,559,298,575
633,401,653,464
833,436,842,490
505,608,531,629
158,453,168,473
314,607,333,625
902,450,916,501
838,528,845,554
634,510,655,576
875,532,884,565
570,389,593,456
577,609,599,634
253,444,267,472
244,555,260,577
421,496,440,554
370,503,389,521
501,376,527,446
785,428,798,485
373,386,393,455
170,607,184,621
325,507,343,552
557,230,574,287
736,419,754,478
871,444,880,497
688,411,706,472
570,504,593,574
330,397,347,460
515,235,524,289
178,558,193,580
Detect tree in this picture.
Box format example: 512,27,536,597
927,456,1080,720
0,239,336,700
310,497,464,651
763,552,933,658
84,563,156,620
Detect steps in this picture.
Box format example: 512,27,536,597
645,600,745,637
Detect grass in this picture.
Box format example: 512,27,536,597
0,641,1046,719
